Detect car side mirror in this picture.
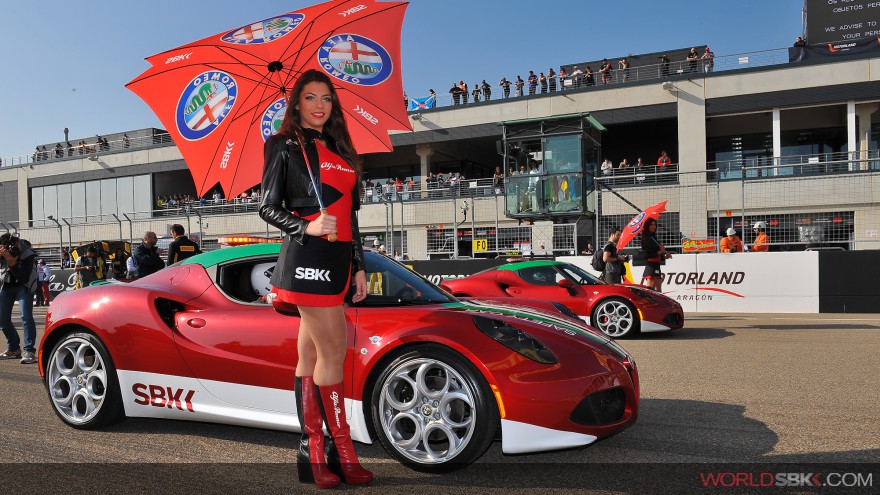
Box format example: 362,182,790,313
557,278,580,297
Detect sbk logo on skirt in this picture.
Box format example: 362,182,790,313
295,267,331,282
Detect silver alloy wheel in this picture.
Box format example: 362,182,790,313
378,358,476,465
594,299,636,337
47,337,108,424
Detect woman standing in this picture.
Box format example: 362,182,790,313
259,69,371,489
640,217,672,291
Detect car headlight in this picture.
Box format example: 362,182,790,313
627,286,656,303
550,302,581,321
472,315,557,364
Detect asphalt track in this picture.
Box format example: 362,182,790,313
1,309,878,494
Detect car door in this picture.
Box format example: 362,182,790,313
510,266,589,315
172,292,299,411
168,256,303,411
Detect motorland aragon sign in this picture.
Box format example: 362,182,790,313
560,251,819,313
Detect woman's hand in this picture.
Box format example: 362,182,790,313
305,213,337,237
352,270,368,303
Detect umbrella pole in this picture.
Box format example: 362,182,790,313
288,138,337,242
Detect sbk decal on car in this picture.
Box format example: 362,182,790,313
132,383,196,412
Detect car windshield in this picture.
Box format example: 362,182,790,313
359,253,456,306
516,266,567,286
215,250,455,306
559,263,601,285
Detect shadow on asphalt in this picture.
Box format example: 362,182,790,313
632,327,734,340
28,398,878,494
747,324,880,330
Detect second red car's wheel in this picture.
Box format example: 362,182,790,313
592,298,640,338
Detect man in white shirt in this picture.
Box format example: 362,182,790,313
601,159,614,175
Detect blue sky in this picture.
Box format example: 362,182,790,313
0,0,803,158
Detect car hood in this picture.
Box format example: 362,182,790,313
435,298,628,357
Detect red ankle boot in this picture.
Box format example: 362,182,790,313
317,382,374,485
296,376,340,489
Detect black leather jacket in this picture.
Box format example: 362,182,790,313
259,129,365,274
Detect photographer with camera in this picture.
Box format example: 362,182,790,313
602,227,629,284
0,233,38,364
74,246,103,289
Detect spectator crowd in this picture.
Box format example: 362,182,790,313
441,47,714,107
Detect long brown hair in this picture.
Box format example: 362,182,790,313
640,217,657,246
278,69,362,177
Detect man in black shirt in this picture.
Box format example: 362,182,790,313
74,247,103,288
602,228,628,284
132,231,164,278
167,224,202,266
481,80,492,101
659,54,670,78
449,83,461,105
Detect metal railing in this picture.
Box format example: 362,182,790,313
1,133,174,169
362,177,499,203
407,48,791,109
596,166,880,252
710,150,880,180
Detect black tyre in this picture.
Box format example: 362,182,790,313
44,331,125,429
591,297,641,338
368,344,498,472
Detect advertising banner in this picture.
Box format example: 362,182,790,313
560,252,820,313
789,36,880,62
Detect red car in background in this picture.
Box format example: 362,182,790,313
441,260,684,338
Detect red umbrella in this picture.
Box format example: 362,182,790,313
126,0,411,198
617,200,667,251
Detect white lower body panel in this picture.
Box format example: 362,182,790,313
117,370,373,443
501,419,597,454
581,315,671,333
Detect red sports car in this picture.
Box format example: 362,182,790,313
39,245,639,471
441,260,684,339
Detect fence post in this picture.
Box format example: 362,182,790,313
470,200,475,257
122,213,133,244
398,197,404,256
452,200,458,259
47,216,64,257
112,214,123,241
61,218,72,250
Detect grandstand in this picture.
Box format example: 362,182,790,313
2,44,879,263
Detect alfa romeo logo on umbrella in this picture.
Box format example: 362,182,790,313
628,212,646,233
261,97,287,141
221,13,305,44
176,70,238,141
318,34,392,86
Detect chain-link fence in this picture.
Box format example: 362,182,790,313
396,195,575,259
596,167,880,252
595,169,719,251
8,204,280,262
11,166,879,264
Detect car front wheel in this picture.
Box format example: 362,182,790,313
592,298,640,338
369,344,498,472
44,331,125,429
